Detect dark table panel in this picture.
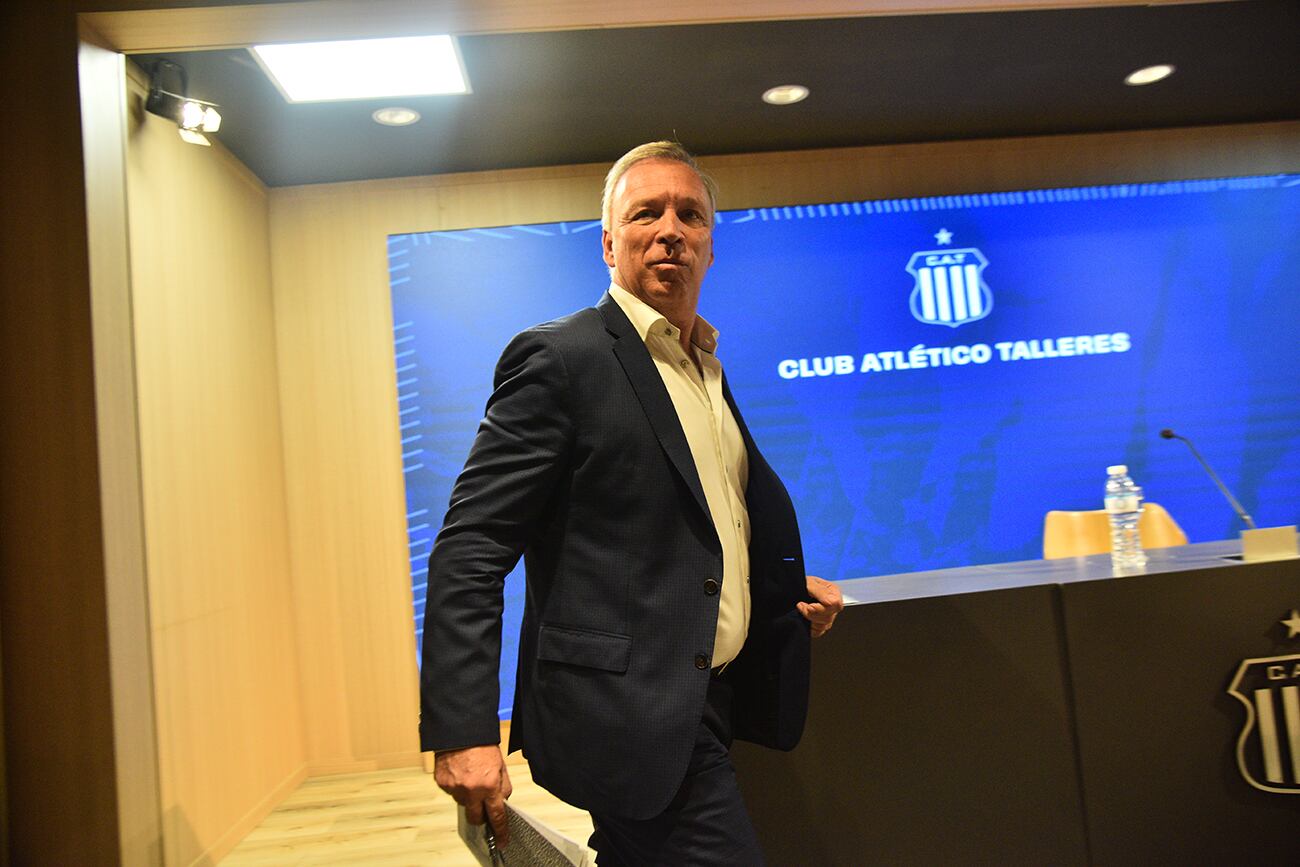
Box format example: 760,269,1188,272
1062,558,1300,865
734,583,1088,865
736,542,1300,864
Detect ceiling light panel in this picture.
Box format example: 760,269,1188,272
250,35,470,103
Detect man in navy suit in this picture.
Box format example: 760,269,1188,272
420,141,843,864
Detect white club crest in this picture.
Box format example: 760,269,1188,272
1227,653,1300,794
906,236,992,328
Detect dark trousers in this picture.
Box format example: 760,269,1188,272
588,672,765,866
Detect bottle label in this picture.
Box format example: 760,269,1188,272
1105,496,1140,513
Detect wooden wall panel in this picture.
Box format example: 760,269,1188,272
267,189,428,773
268,120,1298,772
78,29,164,867
0,4,124,862
124,72,306,865
701,123,1300,207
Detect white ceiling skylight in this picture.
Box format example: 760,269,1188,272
250,35,470,103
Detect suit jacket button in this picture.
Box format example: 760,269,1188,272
694,654,709,670
703,578,719,596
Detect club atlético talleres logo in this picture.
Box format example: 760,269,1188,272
1226,609,1300,794
907,228,992,328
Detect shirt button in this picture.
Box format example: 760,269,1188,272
703,578,719,595
694,654,709,670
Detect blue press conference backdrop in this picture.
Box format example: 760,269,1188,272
391,175,1300,719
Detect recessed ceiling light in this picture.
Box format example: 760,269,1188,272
372,107,421,127
762,84,810,106
250,35,470,103
1124,64,1175,86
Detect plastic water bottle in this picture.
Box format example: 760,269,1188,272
1104,465,1147,570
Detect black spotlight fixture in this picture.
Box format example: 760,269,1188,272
145,59,222,146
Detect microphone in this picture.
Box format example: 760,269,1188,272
1159,428,1256,530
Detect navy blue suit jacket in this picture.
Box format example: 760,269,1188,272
420,292,810,819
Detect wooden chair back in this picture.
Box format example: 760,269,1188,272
1042,501,1188,559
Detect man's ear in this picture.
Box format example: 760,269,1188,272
602,229,615,268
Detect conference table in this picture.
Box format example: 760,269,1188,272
732,540,1300,865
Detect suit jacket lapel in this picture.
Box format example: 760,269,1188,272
597,293,712,522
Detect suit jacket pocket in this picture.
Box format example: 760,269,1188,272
537,624,631,673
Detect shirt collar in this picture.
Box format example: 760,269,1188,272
608,283,720,354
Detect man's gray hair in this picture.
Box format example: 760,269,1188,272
601,141,719,231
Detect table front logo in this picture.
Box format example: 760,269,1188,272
1226,609,1300,794
906,229,992,328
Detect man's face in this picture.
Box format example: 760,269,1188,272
602,159,714,317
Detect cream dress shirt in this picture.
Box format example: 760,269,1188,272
608,284,751,666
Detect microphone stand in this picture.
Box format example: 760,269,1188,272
1159,429,1255,530
1160,428,1297,561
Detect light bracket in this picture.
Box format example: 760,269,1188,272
145,60,223,141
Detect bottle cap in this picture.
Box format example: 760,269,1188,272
1106,464,1128,475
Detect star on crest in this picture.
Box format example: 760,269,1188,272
1283,609,1300,639
934,228,954,245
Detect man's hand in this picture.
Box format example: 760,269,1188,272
797,574,844,638
434,744,513,847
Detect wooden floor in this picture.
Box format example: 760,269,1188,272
221,753,595,865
